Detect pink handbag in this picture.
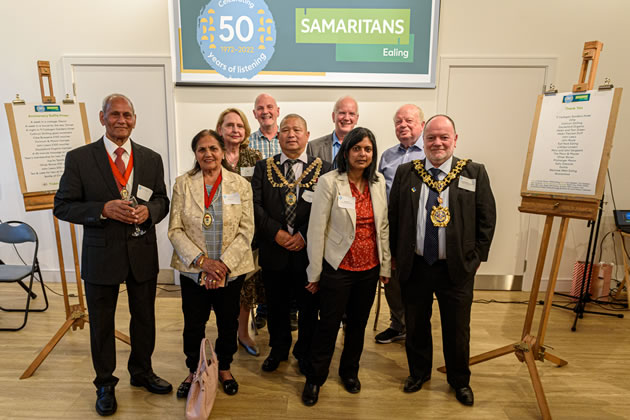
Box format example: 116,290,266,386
185,338,219,420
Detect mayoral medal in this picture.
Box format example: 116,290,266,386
413,159,469,228
430,197,451,227
285,191,297,205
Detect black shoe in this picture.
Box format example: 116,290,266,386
301,382,320,406
255,314,267,329
375,328,406,344
238,337,260,356
176,379,192,399
403,375,431,393
290,311,298,331
219,374,239,396
130,372,173,394
95,385,117,416
455,386,474,406
341,376,361,394
262,355,286,372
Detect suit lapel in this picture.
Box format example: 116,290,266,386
189,170,205,212
410,160,424,225
448,157,460,209
336,172,356,230
130,140,141,197
92,137,121,199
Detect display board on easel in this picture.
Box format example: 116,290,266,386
519,81,622,220
5,99,91,210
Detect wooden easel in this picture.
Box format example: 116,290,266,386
4,61,130,380
437,41,622,419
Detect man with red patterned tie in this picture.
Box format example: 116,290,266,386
54,94,171,416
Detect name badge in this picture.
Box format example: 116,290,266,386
458,176,476,192
337,195,355,209
137,185,153,202
302,190,314,203
240,166,255,177
223,192,241,205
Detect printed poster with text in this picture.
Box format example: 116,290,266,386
526,89,615,196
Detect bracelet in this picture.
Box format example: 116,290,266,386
197,255,206,268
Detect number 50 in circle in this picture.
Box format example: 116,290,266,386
197,0,276,79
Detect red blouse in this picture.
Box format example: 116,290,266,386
338,181,379,271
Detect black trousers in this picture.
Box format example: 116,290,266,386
402,255,474,389
84,271,157,388
180,274,244,372
308,262,379,386
262,268,318,360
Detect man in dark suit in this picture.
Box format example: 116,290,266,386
252,113,331,373
306,96,359,165
388,115,496,406
54,94,171,416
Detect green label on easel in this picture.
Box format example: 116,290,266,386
562,93,590,103
34,105,61,112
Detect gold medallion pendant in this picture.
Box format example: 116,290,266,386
285,191,297,205
430,197,450,227
203,212,213,228
120,188,129,200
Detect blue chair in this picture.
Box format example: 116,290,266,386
0,221,49,331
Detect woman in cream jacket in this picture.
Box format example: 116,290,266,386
168,129,254,398
301,127,391,406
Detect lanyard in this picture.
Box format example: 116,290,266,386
204,172,222,209
106,150,134,190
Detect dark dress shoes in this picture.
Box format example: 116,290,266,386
341,376,361,394
130,372,173,394
238,338,260,356
455,386,474,406
95,385,117,416
403,375,431,393
219,374,239,395
262,355,286,372
177,379,192,399
301,381,320,406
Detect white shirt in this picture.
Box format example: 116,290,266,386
103,135,134,192
279,150,308,234
415,156,453,259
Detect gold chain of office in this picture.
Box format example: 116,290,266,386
266,157,323,189
413,159,469,193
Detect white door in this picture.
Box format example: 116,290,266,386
62,57,177,283
438,57,556,290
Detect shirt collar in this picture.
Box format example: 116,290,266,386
256,128,278,141
280,149,308,165
103,135,131,157
397,137,422,153
332,131,342,147
425,156,453,175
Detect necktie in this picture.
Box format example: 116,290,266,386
423,168,441,265
114,148,126,188
284,159,298,227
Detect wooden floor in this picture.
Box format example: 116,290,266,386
1,283,629,420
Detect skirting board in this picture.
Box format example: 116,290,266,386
474,274,572,293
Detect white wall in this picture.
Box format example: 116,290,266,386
1,0,629,289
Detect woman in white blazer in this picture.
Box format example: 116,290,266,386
168,129,254,398
301,127,391,406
